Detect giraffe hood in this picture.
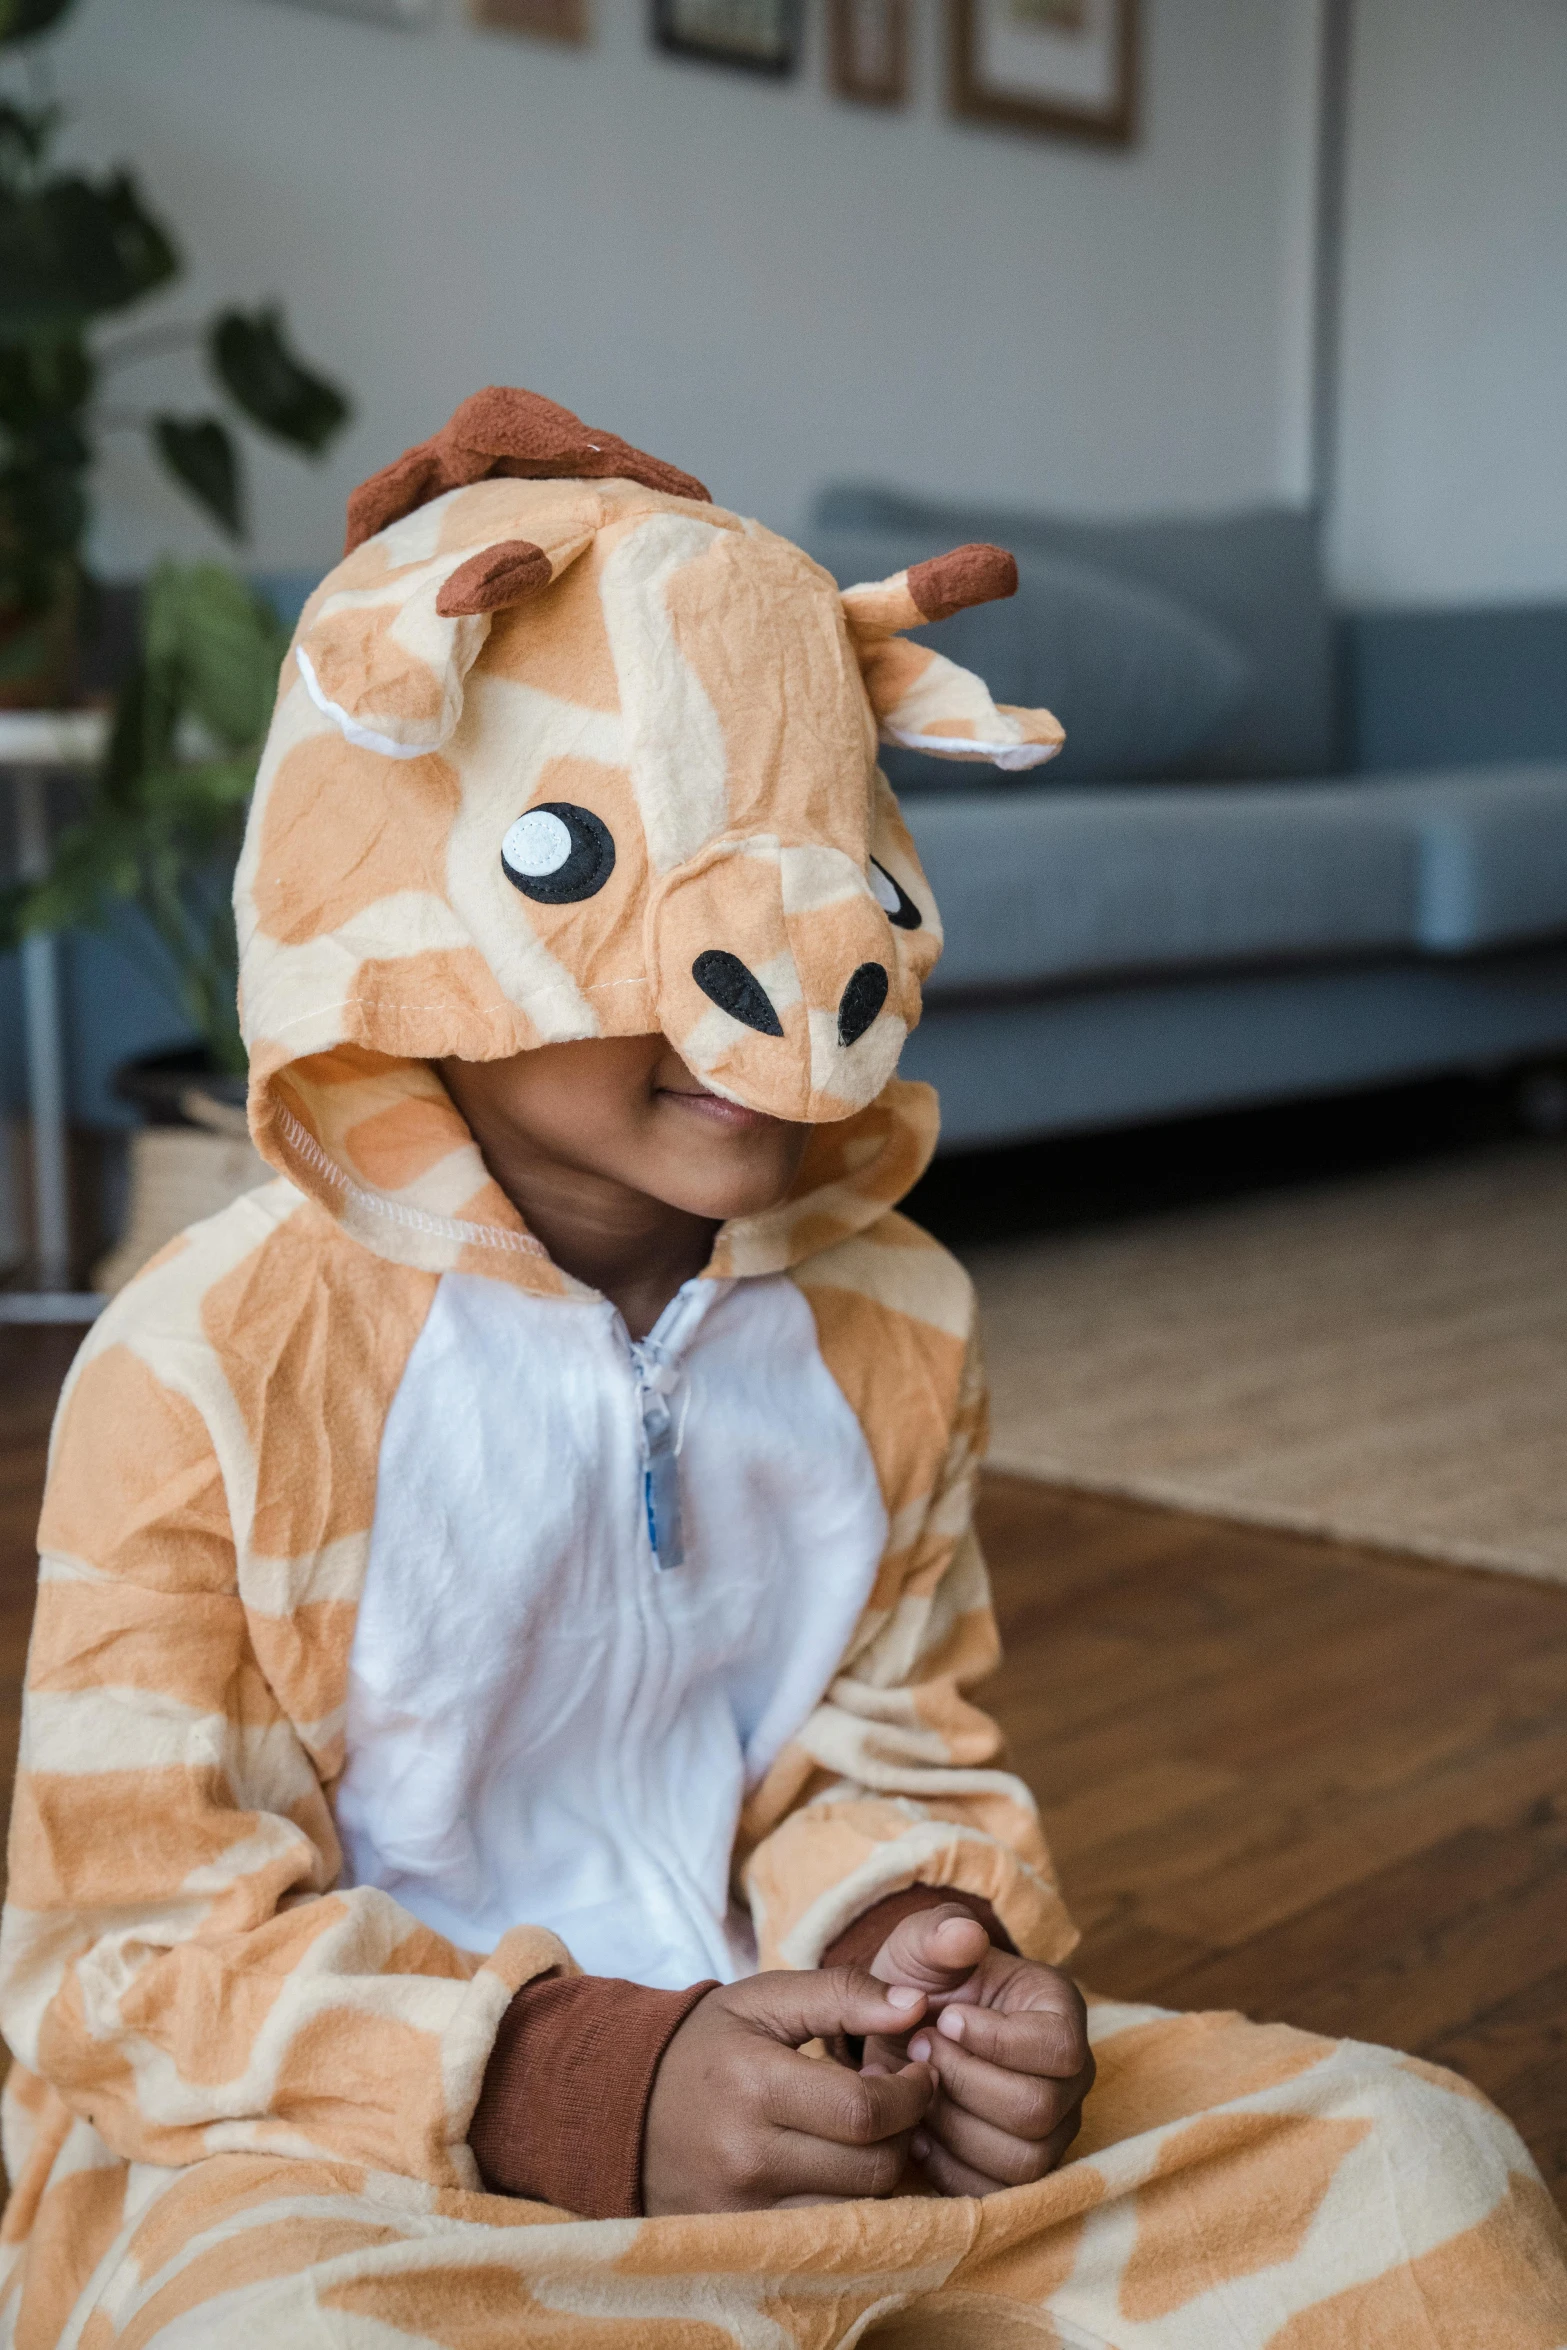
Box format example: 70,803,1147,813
235,387,1063,1274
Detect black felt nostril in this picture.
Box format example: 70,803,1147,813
838,962,889,1047
692,950,784,1038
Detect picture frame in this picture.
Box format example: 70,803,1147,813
950,0,1138,146
470,0,588,39
253,0,438,26
829,0,909,108
652,0,802,77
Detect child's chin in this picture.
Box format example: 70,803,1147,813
655,1155,797,1225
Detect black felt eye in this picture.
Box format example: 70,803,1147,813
501,803,615,904
870,858,922,930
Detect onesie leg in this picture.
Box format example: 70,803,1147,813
923,1995,1567,2349
10,2008,1565,2349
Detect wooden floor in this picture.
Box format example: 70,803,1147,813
0,1333,1563,2208
979,1471,1567,2209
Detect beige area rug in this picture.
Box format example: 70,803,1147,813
966,1142,1567,1586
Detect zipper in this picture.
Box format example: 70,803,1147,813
631,1339,687,1570
622,1283,710,1572
615,1285,739,1979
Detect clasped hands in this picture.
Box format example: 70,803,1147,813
642,1904,1094,2214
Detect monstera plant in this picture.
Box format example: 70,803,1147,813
0,559,293,1290
0,560,288,1079
0,0,348,703
0,0,351,1289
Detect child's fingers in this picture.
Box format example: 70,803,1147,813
765,2048,934,2149
915,2110,1082,2200
910,2130,1001,2200
909,2029,1089,2143
772,2189,875,2209
935,1995,1092,2082
765,2124,920,2204
860,2031,916,2075
873,1902,990,1992
734,1965,927,2049
922,2085,1083,2187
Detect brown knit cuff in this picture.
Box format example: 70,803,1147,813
469,1972,716,2216
823,1882,1015,1973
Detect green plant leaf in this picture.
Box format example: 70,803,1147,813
141,560,287,746
209,304,349,454
0,170,179,329
0,603,58,680
0,0,78,46
151,414,243,536
142,756,257,819
6,556,282,1068
0,873,34,950
0,329,93,433
0,100,58,189
100,659,174,810
2,444,88,564
0,802,141,946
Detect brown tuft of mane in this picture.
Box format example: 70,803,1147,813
344,384,710,555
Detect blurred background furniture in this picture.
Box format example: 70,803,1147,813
806,492,1567,1148
10,517,1567,1186
0,709,111,1318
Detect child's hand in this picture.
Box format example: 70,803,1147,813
642,1968,936,2215
863,1902,1095,2198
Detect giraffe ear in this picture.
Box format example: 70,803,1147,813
840,542,1065,772
295,525,595,759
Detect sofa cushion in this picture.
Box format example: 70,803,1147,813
808,529,1251,789
906,782,1417,997
1374,764,1567,952
815,487,1339,782
1346,605,1567,774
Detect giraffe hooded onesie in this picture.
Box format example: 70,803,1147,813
1,390,1562,2349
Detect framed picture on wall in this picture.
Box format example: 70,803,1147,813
950,0,1138,145
829,0,909,107
652,0,802,76
470,0,588,39
253,0,437,23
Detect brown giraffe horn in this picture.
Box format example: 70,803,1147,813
345,385,710,554
908,543,1019,622
838,544,1019,639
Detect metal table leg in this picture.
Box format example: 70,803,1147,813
14,766,71,1291
0,712,111,1325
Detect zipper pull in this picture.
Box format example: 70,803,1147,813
635,1350,686,1571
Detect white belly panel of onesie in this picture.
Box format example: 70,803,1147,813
333,1268,890,1989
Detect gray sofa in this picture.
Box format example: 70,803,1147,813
807,490,1567,1151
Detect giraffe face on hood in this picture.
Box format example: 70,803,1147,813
236,390,1063,1132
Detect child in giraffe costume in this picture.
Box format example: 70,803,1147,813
1,388,1562,2348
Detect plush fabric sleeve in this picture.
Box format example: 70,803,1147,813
0,1337,567,2192
469,1973,715,2216
740,1322,1078,1973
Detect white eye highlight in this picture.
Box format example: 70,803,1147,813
500,801,617,905
502,808,573,878
869,857,922,931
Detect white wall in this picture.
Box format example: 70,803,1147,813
1333,0,1567,605
55,0,1321,578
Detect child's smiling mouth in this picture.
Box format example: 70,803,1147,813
657,1079,779,1133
